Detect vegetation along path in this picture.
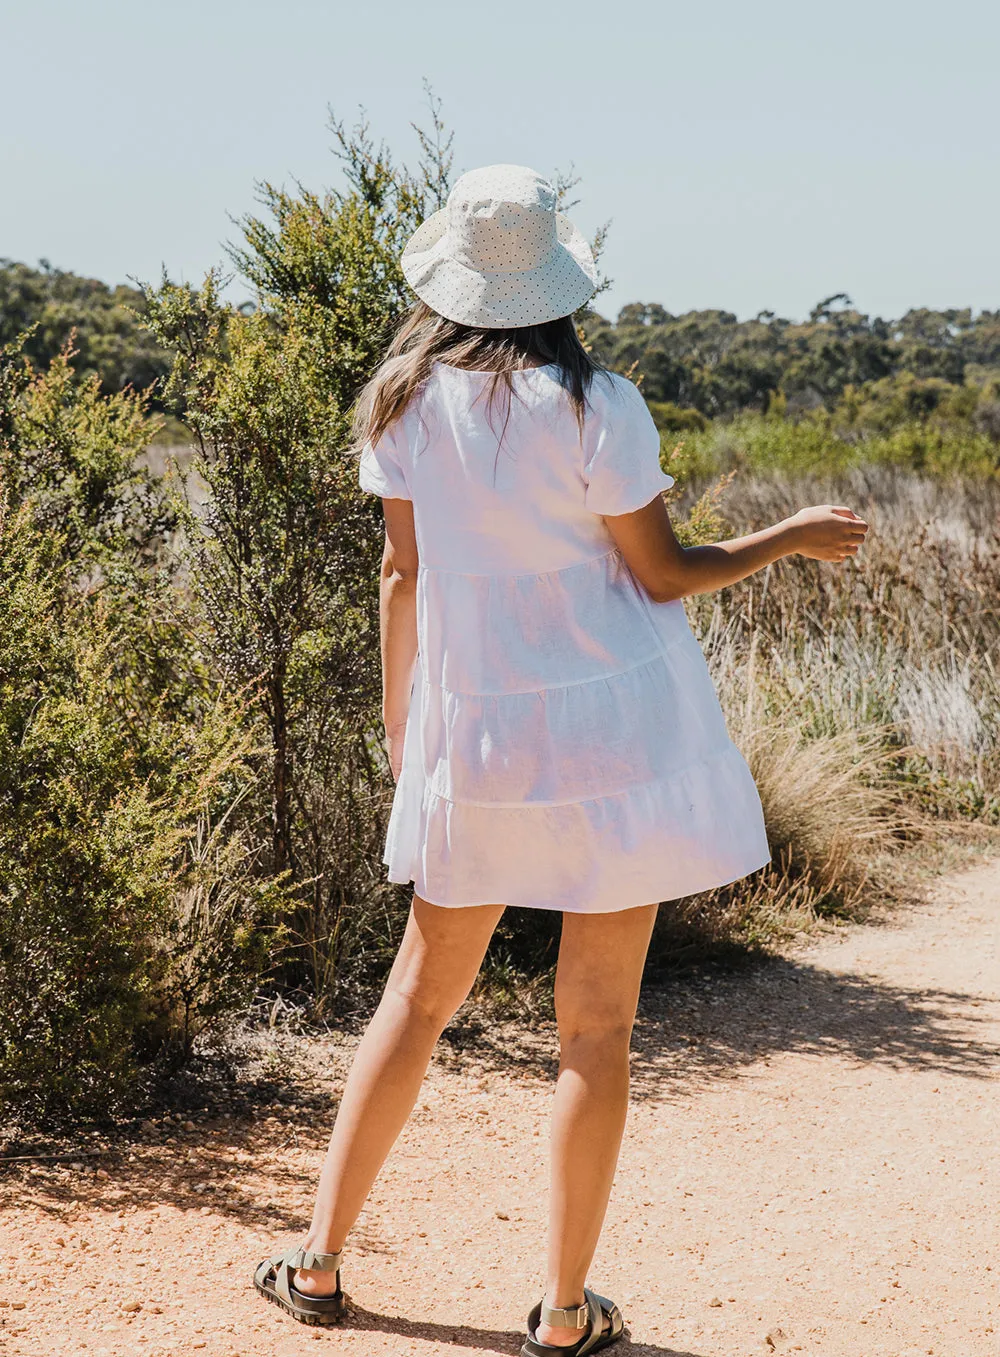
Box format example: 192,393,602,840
2,857,997,1357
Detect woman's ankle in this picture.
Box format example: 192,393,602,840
536,1290,588,1348
301,1225,346,1256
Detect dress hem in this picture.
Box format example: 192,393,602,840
384,850,772,913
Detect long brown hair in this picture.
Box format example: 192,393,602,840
352,300,603,451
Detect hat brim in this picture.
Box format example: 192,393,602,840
401,210,597,329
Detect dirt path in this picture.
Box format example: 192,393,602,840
3,858,998,1357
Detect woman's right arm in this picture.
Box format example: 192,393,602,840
379,497,419,781
604,495,869,603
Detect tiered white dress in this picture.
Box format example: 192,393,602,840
359,362,769,912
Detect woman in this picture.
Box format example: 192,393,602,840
254,164,868,1355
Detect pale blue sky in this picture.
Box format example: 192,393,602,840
3,0,998,321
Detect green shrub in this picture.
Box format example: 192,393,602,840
0,507,168,1118
860,423,1000,476
670,411,852,479
0,327,297,1127
647,399,708,435
667,408,999,482
0,499,293,1125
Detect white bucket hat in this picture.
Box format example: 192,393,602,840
400,164,597,330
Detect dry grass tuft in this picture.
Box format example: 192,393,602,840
646,465,999,967
741,721,904,911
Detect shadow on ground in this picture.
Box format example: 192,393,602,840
309,1304,705,1357
632,951,998,1099
2,943,995,1235
448,948,999,1100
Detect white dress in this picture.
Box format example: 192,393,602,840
359,362,770,912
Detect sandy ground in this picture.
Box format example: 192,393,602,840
2,857,998,1357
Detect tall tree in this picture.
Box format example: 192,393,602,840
144,110,454,997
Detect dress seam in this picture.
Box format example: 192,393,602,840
417,548,620,581
419,740,742,809
419,645,686,698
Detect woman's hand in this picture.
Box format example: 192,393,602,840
785,505,869,562
385,719,407,783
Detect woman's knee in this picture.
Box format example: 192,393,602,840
382,974,464,1035
554,1001,636,1054
554,904,656,1053
379,898,501,1035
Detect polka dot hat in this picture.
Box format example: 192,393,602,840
401,164,597,329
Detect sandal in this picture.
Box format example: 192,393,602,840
253,1245,346,1325
522,1288,624,1356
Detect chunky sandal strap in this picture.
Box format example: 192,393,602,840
284,1247,343,1272
541,1299,589,1329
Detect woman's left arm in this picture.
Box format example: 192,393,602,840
379,497,419,781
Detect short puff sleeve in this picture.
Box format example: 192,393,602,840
583,376,675,516
358,421,411,500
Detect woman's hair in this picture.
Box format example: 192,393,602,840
352,300,604,451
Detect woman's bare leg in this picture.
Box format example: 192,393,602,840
294,895,504,1295
538,903,658,1347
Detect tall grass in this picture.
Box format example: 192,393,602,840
708,466,1000,810
649,465,1000,965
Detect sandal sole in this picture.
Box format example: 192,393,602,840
521,1335,622,1357
254,1275,347,1326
